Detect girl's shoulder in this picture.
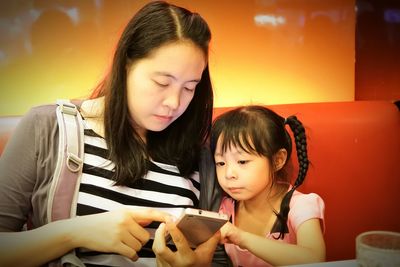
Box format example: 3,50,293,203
291,190,325,207
289,190,325,232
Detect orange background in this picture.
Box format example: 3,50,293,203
0,0,356,116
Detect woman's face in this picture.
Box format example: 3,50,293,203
126,41,206,139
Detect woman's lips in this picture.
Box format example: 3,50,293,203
154,115,173,122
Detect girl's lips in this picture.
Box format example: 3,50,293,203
228,187,243,193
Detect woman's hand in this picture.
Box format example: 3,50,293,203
152,220,220,267
0,208,172,267
70,208,172,260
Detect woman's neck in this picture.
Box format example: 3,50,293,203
80,97,105,137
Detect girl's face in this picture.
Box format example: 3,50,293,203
126,41,206,139
214,137,272,201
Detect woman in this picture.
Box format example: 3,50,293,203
0,1,227,266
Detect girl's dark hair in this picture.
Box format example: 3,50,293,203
93,1,213,185
210,105,309,239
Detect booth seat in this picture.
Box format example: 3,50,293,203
1,100,399,262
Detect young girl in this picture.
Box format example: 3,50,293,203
0,2,227,267
210,105,326,267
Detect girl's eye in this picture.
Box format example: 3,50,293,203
238,160,248,165
215,161,225,167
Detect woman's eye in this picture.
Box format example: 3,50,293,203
184,87,195,92
238,160,248,165
215,161,225,167
154,80,169,87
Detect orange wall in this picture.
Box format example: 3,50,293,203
0,0,355,116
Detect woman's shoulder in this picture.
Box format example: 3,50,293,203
28,103,58,116
16,103,57,128
24,99,85,126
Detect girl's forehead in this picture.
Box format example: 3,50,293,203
216,134,255,153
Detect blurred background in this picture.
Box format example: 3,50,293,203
0,0,399,116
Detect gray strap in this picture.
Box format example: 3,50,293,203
47,99,84,222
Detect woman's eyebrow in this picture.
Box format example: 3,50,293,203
154,71,201,83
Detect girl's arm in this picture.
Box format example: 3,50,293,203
0,209,172,267
222,218,325,266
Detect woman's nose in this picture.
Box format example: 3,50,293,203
163,88,180,110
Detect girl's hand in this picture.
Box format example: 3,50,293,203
152,220,220,267
68,208,171,261
219,221,244,246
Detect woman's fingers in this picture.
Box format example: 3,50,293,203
129,209,173,226
196,230,220,254
126,220,150,247
152,223,175,262
116,242,139,261
122,230,144,253
164,221,191,253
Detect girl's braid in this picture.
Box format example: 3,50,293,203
286,115,309,188
272,115,309,239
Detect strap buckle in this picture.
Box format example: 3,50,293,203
66,153,83,173
59,102,78,116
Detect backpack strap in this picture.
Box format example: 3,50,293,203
47,99,84,222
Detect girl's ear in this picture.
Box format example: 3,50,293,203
274,149,287,171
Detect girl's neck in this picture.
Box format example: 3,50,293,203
239,183,287,215
235,184,287,236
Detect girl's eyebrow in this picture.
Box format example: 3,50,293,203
214,150,246,157
154,71,201,83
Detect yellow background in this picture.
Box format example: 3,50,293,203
0,0,355,116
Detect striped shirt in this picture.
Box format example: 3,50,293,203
75,123,200,266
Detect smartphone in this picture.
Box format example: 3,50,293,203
165,208,229,248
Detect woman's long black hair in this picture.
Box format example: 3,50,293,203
92,1,213,186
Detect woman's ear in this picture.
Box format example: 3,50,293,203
273,149,287,171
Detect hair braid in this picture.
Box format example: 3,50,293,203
272,115,309,239
287,115,309,188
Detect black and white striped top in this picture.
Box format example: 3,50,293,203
75,124,200,266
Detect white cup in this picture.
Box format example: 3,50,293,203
356,230,400,267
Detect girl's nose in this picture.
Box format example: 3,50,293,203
225,164,237,180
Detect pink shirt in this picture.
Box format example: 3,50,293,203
219,190,325,267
